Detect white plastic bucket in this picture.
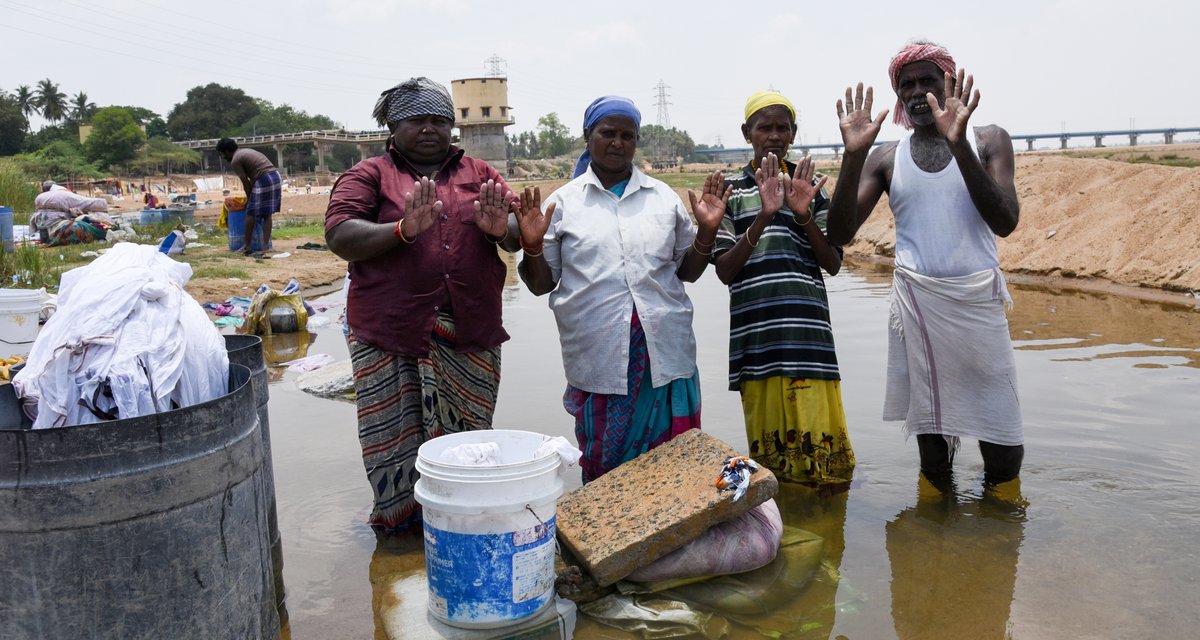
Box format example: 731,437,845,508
0,288,42,359
414,430,563,629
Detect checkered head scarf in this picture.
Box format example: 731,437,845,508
372,77,455,127
888,41,956,129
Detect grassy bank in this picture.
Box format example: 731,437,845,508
0,162,38,221
0,216,327,293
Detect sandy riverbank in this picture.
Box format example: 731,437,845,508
171,147,1200,308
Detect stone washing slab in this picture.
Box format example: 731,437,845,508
295,358,355,403
555,429,778,587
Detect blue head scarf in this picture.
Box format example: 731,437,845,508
573,96,642,178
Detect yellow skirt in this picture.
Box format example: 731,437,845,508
740,377,855,485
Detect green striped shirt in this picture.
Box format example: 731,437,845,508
712,162,841,390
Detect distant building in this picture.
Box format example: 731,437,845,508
451,77,515,176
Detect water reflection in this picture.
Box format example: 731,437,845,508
886,475,1025,640
268,263,1200,640
262,331,316,366
1007,286,1200,368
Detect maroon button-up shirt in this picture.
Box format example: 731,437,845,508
325,145,510,357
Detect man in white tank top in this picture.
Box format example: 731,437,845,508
825,40,1024,488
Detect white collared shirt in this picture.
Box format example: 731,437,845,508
542,165,698,395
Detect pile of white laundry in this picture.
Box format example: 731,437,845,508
13,243,229,429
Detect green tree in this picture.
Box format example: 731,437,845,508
12,85,37,120
69,92,97,124
234,100,336,136
638,125,696,162
129,137,201,174
33,78,68,124
535,113,572,158
16,140,101,180
0,94,29,155
20,123,79,154
166,83,260,140
114,105,169,139
84,107,146,168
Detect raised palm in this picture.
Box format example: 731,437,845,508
512,186,555,248
687,170,731,234
781,156,829,217
836,82,889,155
473,179,512,238
928,68,979,145
753,152,785,217
402,176,442,238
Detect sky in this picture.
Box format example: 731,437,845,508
3,0,1196,149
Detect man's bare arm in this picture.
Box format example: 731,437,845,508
827,143,892,246
954,125,1019,237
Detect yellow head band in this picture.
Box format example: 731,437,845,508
744,91,796,123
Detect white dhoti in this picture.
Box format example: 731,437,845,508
882,266,1023,446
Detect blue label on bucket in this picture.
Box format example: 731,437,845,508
423,515,556,624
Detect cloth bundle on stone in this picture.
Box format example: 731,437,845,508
12,242,229,429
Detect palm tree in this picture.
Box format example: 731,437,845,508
34,78,68,124
12,85,38,118
70,92,97,124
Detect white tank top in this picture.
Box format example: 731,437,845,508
890,131,999,277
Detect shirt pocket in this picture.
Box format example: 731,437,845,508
452,180,482,224
638,213,678,262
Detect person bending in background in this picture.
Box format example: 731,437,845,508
217,138,281,255
517,96,727,482
826,40,1024,488
710,91,854,487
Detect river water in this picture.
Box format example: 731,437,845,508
269,260,1200,639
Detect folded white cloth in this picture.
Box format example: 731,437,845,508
439,442,502,466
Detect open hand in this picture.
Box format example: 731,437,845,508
472,179,512,238
781,156,828,221
401,176,442,239
928,68,979,145
512,186,555,249
687,170,732,235
836,82,889,155
753,152,785,217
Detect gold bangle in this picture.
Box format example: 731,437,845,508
488,226,509,244
794,212,813,226
691,238,713,256
523,245,544,258
743,232,759,248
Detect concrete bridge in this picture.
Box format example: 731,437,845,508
1011,127,1200,150
693,126,1200,163
175,129,390,173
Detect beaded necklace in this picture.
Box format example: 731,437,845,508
751,156,790,176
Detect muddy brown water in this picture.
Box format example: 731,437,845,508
267,261,1200,639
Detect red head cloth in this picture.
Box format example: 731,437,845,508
888,42,956,129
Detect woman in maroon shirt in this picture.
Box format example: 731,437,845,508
324,77,527,532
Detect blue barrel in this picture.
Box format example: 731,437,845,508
0,365,279,639
227,209,267,252
0,206,13,253
160,210,195,227
139,209,163,225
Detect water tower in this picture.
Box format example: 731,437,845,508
451,55,515,175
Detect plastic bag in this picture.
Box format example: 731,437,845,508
625,499,783,584
242,285,309,336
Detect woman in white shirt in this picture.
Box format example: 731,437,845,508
516,96,729,482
